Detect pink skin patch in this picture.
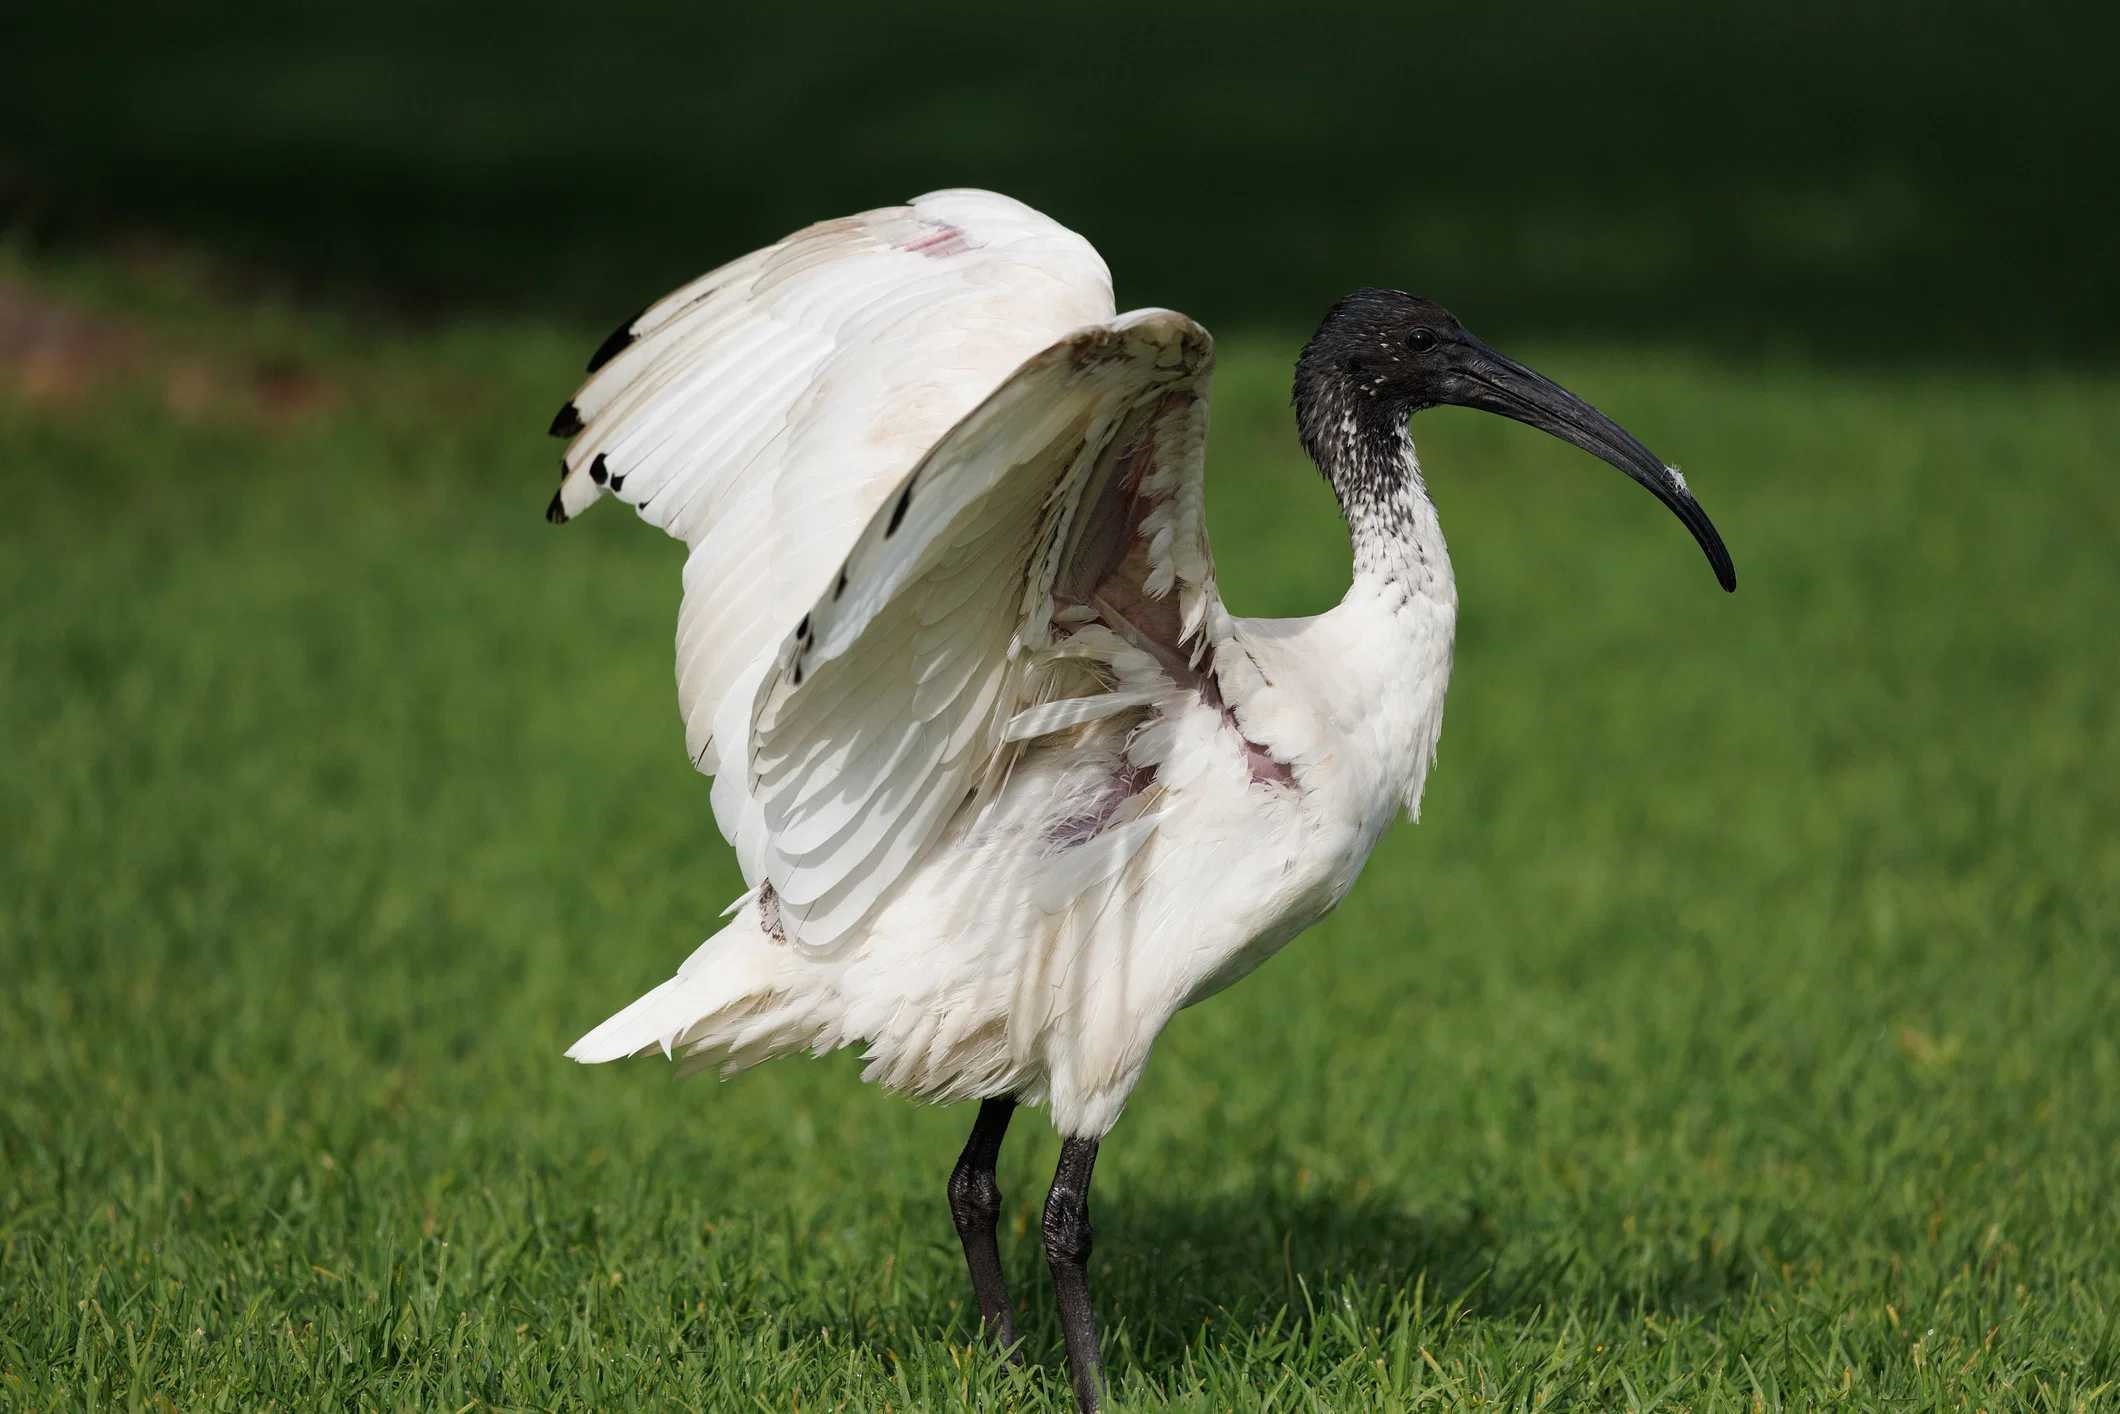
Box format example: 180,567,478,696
1059,390,1302,803
1239,734,1298,790
1199,660,1299,789
900,222,973,259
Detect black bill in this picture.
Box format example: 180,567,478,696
1449,338,1736,592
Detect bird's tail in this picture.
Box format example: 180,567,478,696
565,914,830,1072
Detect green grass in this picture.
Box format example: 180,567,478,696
3,260,2118,1410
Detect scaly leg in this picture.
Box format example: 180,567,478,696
1042,1135,1103,1411
947,1096,1021,1357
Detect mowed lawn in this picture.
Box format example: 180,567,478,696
3,264,2117,1410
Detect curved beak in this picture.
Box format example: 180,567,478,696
1448,338,1736,592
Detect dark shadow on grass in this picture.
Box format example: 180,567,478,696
1088,1184,1757,1371
775,1179,1761,1387
1091,1187,1516,1364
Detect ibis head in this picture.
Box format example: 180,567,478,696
1294,288,1735,591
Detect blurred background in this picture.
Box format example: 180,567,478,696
5,3,2117,1407
7,0,2115,352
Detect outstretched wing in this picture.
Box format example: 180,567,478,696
546,191,1223,954
546,189,1115,774
723,309,1220,950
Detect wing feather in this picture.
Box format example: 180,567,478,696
739,310,1217,949
547,189,1115,776
546,192,1225,956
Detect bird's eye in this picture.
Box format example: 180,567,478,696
1406,328,1437,352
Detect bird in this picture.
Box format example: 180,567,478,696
544,188,1733,1411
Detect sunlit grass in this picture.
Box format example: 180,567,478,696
3,272,2117,1408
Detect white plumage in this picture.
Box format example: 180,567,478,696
546,189,1733,1408
555,190,1453,1137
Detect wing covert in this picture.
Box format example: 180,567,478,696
547,189,1116,774
545,193,1225,957
737,310,1218,951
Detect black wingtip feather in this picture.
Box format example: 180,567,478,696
585,305,648,373
545,490,570,525
547,401,583,439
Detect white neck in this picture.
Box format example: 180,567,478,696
1311,424,1460,820
1332,420,1456,606
1249,404,1462,819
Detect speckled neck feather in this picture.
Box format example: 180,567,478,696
1292,375,1452,597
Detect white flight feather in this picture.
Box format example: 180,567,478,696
564,193,1467,1142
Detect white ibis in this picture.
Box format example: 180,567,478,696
547,189,1733,1410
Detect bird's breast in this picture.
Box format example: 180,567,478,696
1145,717,1385,1012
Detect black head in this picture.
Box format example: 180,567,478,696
1295,288,1477,417
1295,288,1735,591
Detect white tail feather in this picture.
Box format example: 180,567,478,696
565,918,793,1065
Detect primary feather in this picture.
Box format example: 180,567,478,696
550,189,1114,778
544,192,1739,1414
557,190,1458,1138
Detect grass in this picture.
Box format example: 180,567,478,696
3,254,2118,1410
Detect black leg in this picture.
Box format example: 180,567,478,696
947,1097,1021,1357
1042,1135,1103,1412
